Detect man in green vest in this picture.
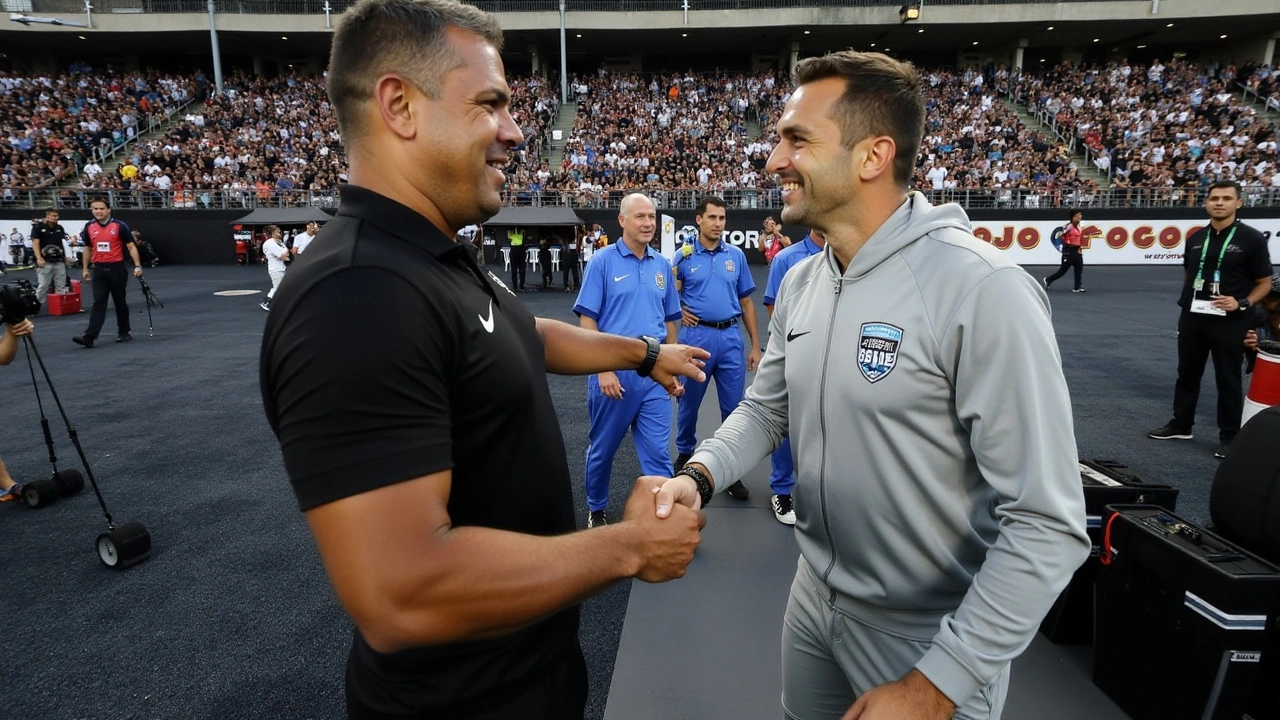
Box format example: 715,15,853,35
507,226,526,291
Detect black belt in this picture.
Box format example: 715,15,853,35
698,318,738,330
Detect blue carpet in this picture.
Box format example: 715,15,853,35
0,259,1266,719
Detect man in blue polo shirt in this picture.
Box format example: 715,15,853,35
672,195,759,502
575,193,683,527
759,228,825,524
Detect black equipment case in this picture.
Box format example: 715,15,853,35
1093,505,1280,720
1039,459,1179,644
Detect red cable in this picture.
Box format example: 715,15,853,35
1099,511,1121,566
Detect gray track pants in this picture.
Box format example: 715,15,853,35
781,557,1009,720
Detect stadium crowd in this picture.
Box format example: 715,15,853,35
1,68,195,194
1,60,1277,210
1015,58,1280,205
545,70,789,205
913,66,1100,206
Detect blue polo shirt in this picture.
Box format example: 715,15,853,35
674,240,755,322
575,241,682,339
764,234,824,306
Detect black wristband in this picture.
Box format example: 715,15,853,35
678,464,714,508
636,335,660,378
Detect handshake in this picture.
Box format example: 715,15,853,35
612,471,708,584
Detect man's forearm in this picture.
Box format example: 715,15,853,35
128,244,141,267
665,319,679,344
539,317,647,375
689,398,785,493
0,328,17,365
741,298,760,348
338,522,644,652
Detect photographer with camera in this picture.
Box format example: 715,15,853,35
73,198,143,349
0,309,35,501
32,210,70,305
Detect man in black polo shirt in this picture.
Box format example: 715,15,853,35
1149,180,1274,459
259,2,709,718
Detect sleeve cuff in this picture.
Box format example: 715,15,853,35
664,311,683,323
574,305,599,320
914,641,985,709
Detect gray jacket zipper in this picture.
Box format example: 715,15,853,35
819,273,844,605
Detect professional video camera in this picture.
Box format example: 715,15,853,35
0,280,40,324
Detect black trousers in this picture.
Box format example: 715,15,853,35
346,643,588,720
1046,246,1083,289
1173,310,1250,442
509,247,526,289
84,263,131,340
563,250,580,289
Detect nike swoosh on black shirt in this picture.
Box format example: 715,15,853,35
786,330,810,342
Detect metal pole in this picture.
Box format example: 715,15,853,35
208,0,224,94
683,0,688,25
84,0,92,29
559,0,568,105
324,0,332,29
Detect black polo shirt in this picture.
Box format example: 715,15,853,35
260,185,580,718
1180,220,1273,310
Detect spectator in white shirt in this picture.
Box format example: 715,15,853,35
259,225,290,312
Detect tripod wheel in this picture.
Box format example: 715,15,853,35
97,521,152,570
22,478,59,509
54,469,84,496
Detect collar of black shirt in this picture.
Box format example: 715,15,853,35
337,184,501,302
336,184,466,260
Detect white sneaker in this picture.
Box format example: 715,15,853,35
772,494,796,525
260,302,270,312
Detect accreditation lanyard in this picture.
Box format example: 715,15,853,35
1192,225,1235,295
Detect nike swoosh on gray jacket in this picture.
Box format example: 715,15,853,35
691,193,1090,707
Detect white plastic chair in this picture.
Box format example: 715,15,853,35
549,247,561,272
526,247,539,271
500,246,511,272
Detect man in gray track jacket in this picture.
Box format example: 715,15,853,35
656,52,1090,720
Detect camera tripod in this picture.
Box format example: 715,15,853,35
138,275,163,337
19,334,151,569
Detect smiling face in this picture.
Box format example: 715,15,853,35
766,77,857,229
618,194,656,246
407,28,523,228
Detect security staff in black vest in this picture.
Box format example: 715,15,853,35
1149,180,1274,459
259,2,709,718
31,210,70,304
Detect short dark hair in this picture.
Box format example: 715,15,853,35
695,195,726,217
326,0,504,144
1208,180,1242,198
794,51,925,187
89,197,110,209
1068,209,1083,220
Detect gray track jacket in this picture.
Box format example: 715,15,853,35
691,193,1090,706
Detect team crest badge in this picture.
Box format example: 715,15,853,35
655,272,666,290
724,260,735,273
858,322,903,383
488,271,517,297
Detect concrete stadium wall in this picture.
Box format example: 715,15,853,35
16,206,1276,266
11,0,1274,34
